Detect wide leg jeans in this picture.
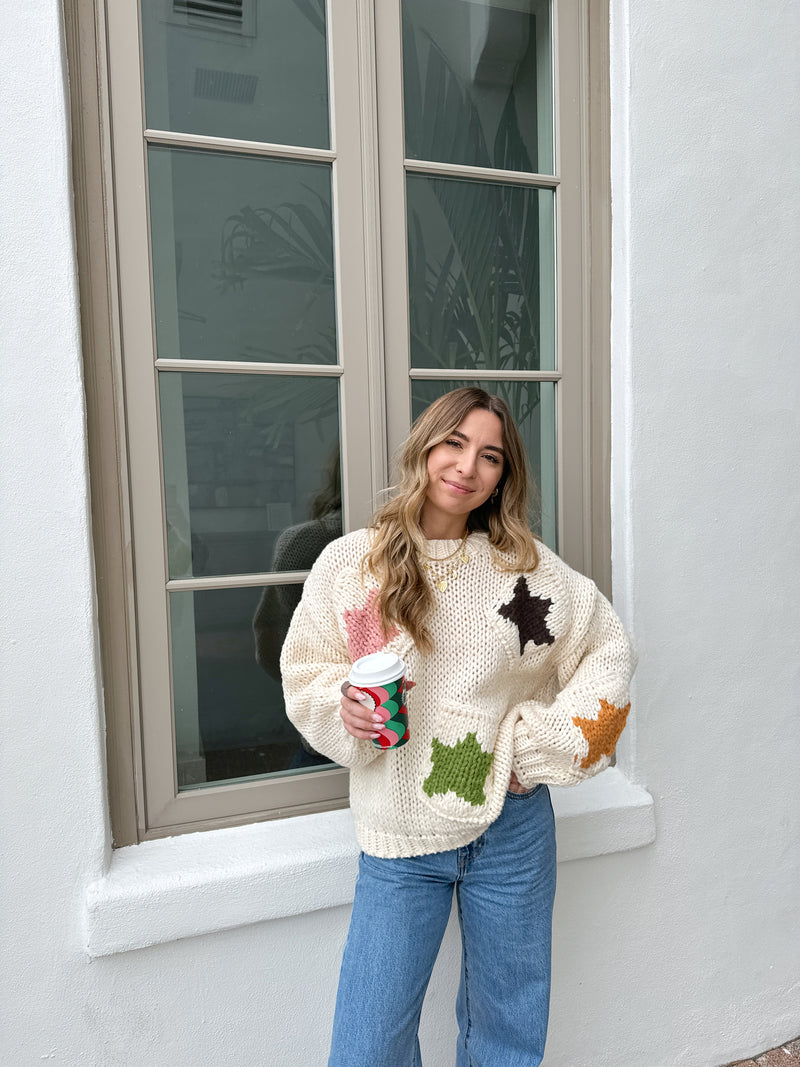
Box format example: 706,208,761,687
328,784,557,1067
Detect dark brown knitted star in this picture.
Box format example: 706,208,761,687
498,577,555,653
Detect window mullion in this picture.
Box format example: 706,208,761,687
409,368,562,382
154,359,344,376
144,128,336,164
374,0,413,462
330,0,385,530
167,572,309,592
404,159,559,188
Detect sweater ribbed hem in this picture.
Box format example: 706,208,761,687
355,818,494,859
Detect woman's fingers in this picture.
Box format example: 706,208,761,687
339,685,385,740
507,770,528,793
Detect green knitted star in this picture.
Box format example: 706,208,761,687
422,732,494,807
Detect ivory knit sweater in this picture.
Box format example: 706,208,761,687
280,528,635,859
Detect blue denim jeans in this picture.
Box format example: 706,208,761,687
328,785,557,1067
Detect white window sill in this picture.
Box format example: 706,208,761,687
84,767,654,957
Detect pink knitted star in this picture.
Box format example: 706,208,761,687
343,589,399,661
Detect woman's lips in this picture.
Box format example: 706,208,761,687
443,479,474,494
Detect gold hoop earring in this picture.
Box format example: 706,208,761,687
491,488,499,499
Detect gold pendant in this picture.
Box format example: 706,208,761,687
437,578,448,592
460,552,469,564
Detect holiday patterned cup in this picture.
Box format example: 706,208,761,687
348,652,408,750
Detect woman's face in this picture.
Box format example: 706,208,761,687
422,408,505,536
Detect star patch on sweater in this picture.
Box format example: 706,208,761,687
498,576,555,653
422,732,494,807
573,698,631,769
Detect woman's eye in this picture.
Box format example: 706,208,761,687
482,453,500,465
445,439,462,448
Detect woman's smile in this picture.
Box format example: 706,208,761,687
442,479,475,494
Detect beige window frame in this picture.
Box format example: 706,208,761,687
66,0,610,847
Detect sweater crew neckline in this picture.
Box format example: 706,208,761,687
420,531,490,560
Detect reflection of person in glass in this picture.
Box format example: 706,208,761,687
280,389,635,1065
252,446,340,769
253,445,341,681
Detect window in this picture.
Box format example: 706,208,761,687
67,0,610,845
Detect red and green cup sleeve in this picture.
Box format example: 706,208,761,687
354,677,409,750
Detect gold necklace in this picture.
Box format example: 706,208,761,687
420,532,470,592
419,529,468,561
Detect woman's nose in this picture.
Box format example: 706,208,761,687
456,451,477,476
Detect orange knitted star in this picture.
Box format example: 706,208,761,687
572,699,631,769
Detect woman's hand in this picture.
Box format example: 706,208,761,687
339,681,383,741
507,770,528,794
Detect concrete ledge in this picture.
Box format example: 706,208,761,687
552,766,656,861
84,767,654,957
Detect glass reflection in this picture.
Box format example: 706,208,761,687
148,147,336,364
411,379,556,548
407,175,555,372
141,0,330,148
403,0,553,173
171,586,334,790
253,444,342,679
159,372,340,578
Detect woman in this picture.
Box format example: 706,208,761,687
280,388,635,1066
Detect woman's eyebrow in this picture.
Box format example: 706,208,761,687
451,430,505,456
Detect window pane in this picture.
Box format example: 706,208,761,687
407,175,555,372
141,0,330,149
411,379,556,548
171,586,335,790
403,0,553,173
148,147,336,364
160,372,341,578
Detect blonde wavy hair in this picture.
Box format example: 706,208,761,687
363,387,540,653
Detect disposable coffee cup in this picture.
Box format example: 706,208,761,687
348,652,408,750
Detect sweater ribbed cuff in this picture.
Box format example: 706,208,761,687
512,709,594,788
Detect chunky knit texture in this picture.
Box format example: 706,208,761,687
280,528,635,859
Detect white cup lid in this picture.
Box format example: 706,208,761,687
349,651,405,687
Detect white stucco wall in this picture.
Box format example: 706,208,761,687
1,1,798,1066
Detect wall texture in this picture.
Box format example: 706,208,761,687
1,1,798,1065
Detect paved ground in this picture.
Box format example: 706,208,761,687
723,1036,800,1066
